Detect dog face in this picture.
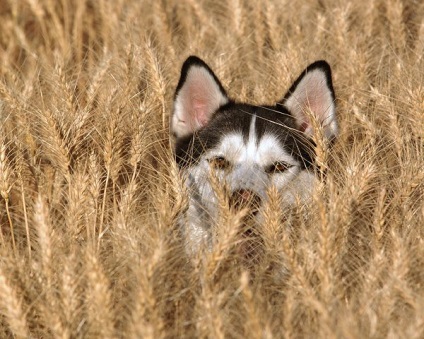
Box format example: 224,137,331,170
171,56,337,253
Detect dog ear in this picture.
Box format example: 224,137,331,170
282,61,338,140
172,56,229,138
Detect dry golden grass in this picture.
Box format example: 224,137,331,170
0,0,423,337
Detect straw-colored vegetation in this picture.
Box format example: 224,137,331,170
0,0,423,337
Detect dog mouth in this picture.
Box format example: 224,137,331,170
238,224,263,265
227,189,263,263
228,189,262,213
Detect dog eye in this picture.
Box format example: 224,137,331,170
266,161,292,174
209,156,231,170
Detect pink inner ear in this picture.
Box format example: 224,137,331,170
305,88,326,120
284,68,336,138
172,65,229,138
191,98,209,127
187,77,221,127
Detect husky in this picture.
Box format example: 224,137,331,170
171,56,338,256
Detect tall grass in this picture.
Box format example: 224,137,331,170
0,0,423,337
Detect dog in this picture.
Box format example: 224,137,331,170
171,56,338,256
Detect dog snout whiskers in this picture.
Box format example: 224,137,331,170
229,189,261,213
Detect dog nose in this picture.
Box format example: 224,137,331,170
229,189,261,210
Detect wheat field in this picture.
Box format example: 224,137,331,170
0,0,423,338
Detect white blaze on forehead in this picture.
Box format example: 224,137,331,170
207,115,298,166
246,114,258,157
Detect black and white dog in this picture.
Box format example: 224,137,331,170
171,56,337,254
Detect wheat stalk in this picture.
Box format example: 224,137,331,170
0,265,29,338
0,0,423,337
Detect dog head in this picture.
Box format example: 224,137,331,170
171,56,337,231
